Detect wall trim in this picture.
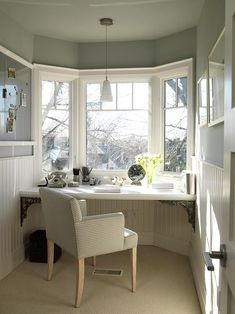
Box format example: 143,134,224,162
0,45,33,69
154,233,190,256
138,232,154,245
0,246,24,280
192,156,224,171
189,244,206,314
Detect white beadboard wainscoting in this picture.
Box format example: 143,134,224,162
1,167,193,280
0,156,34,280
190,159,223,314
87,199,192,255
22,199,192,262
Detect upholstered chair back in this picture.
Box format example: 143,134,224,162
40,187,84,257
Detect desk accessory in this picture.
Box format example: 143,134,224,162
128,164,145,185
73,168,80,183
47,171,66,188
81,166,92,184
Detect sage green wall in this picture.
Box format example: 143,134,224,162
196,0,225,167
33,27,196,69
33,36,79,68
154,28,196,66
78,40,155,69
197,0,225,80
0,10,34,62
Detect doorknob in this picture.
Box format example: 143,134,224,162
203,244,227,271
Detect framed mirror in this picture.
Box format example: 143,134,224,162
197,72,208,126
208,28,225,126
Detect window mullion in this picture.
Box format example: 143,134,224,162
176,78,178,108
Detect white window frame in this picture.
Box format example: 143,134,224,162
32,59,193,183
79,70,152,177
79,59,193,177
156,62,194,172
32,64,79,183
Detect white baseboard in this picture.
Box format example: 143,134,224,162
189,244,206,314
0,246,25,280
154,233,190,256
138,232,154,245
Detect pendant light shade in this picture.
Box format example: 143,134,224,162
101,79,113,102
100,18,113,102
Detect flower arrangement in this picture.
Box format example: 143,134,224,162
135,153,163,185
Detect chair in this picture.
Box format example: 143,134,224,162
39,187,138,308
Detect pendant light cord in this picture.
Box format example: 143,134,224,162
105,25,108,80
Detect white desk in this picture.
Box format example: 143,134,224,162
19,185,196,229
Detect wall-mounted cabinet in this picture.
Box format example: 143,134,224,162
208,28,225,126
0,46,34,157
197,72,208,126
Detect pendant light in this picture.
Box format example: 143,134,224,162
100,18,113,102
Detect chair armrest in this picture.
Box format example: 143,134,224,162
77,199,87,217
83,212,122,221
75,212,125,258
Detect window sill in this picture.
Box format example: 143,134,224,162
0,141,37,146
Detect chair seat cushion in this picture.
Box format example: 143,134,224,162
123,228,138,250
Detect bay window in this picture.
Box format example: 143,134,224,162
86,82,149,170
35,59,193,178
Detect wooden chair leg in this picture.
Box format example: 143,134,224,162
75,258,85,308
92,256,96,267
130,247,137,292
47,239,54,281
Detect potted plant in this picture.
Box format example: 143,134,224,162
135,153,163,186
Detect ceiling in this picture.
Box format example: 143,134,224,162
0,0,204,43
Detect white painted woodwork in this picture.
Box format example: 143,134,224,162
154,200,191,255
0,156,34,280
221,0,235,311
190,159,223,314
24,197,192,256
87,199,155,245
0,45,33,69
0,141,36,146
87,199,191,254
20,186,195,201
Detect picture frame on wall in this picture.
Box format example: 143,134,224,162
208,27,225,126
6,118,14,133
20,92,27,107
197,72,208,126
7,67,16,79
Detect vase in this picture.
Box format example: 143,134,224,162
145,166,156,186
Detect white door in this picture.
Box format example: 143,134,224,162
221,0,235,312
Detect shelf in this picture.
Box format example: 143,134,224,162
0,141,37,146
208,116,224,127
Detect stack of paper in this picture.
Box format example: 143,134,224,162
151,182,174,189
93,185,121,193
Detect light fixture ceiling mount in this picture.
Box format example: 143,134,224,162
100,17,113,26
100,17,113,102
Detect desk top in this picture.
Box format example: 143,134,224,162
20,185,196,201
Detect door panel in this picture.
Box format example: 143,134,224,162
222,0,235,311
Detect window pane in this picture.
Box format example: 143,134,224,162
177,77,187,107
117,83,132,109
102,84,116,110
42,81,54,107
42,81,70,173
133,83,149,109
86,84,101,110
165,79,176,108
199,77,207,124
164,107,187,172
87,110,148,169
